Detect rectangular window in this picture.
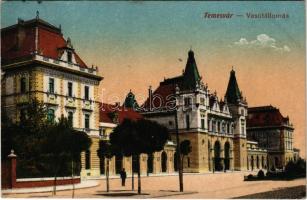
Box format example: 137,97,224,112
201,118,205,129
200,97,205,105
68,111,73,126
241,119,245,135
84,86,89,100
68,82,73,97
184,98,191,106
212,121,216,132
186,115,190,130
47,109,55,122
49,78,54,94
85,114,90,129
20,77,27,93
67,51,72,63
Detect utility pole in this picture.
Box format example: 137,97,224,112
175,84,183,192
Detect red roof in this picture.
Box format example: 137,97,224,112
99,103,143,124
247,106,290,128
1,18,88,68
143,83,176,110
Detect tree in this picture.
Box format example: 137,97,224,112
179,140,192,191
110,118,169,194
67,129,92,198
43,116,91,196
180,140,192,170
97,140,116,192
1,99,51,177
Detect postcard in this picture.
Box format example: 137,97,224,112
1,1,306,199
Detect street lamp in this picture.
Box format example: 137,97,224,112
174,84,183,192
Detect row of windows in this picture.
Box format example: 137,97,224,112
17,77,91,101
21,109,90,129
48,78,90,100
208,120,233,134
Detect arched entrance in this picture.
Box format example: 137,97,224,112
161,151,167,172
115,155,123,174
132,154,139,173
274,157,279,169
147,153,153,173
214,141,222,171
174,152,178,172
224,142,230,170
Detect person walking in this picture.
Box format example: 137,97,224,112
120,168,127,186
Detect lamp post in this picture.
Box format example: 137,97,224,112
175,84,183,192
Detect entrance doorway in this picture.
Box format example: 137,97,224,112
214,141,222,171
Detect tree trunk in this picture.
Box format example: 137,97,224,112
137,154,141,195
106,159,110,192
71,159,75,198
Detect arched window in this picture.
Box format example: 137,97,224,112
115,155,123,174
147,154,154,173
161,151,167,172
47,109,55,122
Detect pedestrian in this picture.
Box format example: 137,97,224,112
120,168,127,186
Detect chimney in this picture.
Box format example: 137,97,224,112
148,85,152,111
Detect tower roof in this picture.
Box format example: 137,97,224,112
182,50,201,90
225,69,242,104
123,90,139,110
1,16,88,68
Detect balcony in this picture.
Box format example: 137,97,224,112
35,54,98,75
65,97,76,108
46,93,58,105
82,100,92,111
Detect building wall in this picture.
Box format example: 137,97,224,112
2,65,102,178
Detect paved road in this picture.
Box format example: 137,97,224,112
3,171,306,198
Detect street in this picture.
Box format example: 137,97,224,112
2,171,306,198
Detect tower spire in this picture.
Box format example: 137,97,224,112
183,49,201,90
225,68,243,104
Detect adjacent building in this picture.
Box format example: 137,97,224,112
1,15,103,177
247,106,295,169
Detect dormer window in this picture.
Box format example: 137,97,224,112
67,51,72,63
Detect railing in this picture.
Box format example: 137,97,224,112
35,54,97,75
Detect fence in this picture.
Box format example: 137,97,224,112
1,150,80,189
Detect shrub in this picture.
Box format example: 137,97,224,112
257,170,265,179
247,174,254,179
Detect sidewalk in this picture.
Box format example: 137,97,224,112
87,169,260,180
2,180,99,194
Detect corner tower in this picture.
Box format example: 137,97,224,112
225,68,248,170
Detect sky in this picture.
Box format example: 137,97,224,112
1,1,306,157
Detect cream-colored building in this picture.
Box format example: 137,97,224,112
1,16,102,177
